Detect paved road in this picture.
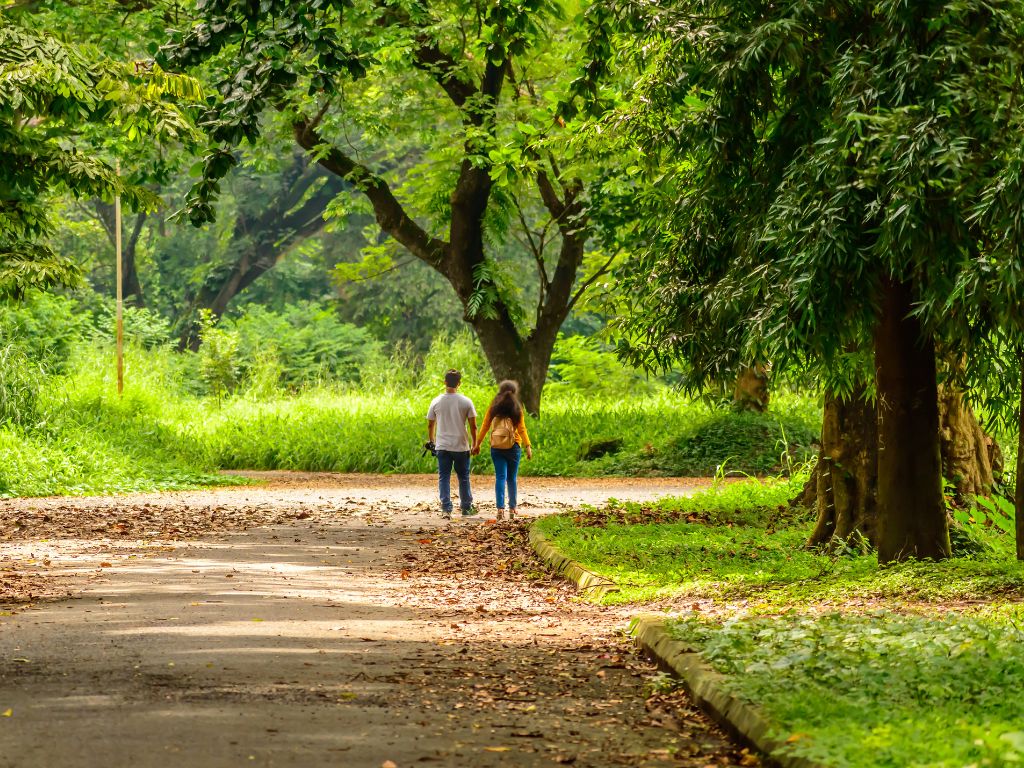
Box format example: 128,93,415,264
0,475,743,768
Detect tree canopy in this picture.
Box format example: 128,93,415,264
606,0,1024,560
157,0,630,412
0,11,200,296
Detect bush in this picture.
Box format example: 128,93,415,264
0,343,42,426
548,334,660,396
617,404,820,477
224,302,381,388
0,291,92,370
197,310,240,399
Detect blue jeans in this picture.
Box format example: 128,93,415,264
491,445,521,509
437,450,472,513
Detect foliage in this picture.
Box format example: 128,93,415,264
0,292,94,369
0,342,231,498
617,406,819,477
0,14,200,297
610,0,1024,399
159,0,635,410
0,343,41,427
668,611,1024,768
196,309,239,399
548,334,659,396
223,302,382,388
0,327,824,493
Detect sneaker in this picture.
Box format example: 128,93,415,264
495,509,505,521
441,509,453,521
508,509,517,520
460,506,479,518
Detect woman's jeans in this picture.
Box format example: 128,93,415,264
490,444,521,509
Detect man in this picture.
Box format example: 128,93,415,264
426,369,478,520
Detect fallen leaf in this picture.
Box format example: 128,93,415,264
483,746,510,752
381,761,398,768
99,562,112,568
1,709,11,717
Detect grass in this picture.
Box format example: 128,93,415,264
668,611,1024,768
0,343,822,496
539,481,1024,768
534,481,1024,606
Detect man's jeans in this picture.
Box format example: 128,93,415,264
437,450,473,513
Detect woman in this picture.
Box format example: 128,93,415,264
472,380,533,520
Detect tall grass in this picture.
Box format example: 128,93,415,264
0,337,823,497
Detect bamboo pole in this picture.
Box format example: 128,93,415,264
115,161,123,396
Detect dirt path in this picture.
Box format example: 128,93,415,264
0,474,748,768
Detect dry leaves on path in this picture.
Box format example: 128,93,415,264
387,519,754,767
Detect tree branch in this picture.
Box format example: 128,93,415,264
567,250,618,314
293,118,449,268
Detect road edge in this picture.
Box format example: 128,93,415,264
631,616,826,768
527,524,618,599
526,520,825,768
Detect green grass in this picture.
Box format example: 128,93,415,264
540,482,1024,768
0,343,823,495
668,611,1024,768
534,480,1024,606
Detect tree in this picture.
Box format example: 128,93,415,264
160,0,625,413
610,0,1024,562
0,10,199,298
177,149,346,347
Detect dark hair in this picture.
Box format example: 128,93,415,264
489,380,522,421
444,369,462,388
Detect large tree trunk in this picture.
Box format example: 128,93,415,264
874,278,950,563
938,385,999,501
472,311,561,416
291,51,597,418
799,385,999,553
733,364,770,412
179,155,344,350
804,390,878,551
1016,358,1024,561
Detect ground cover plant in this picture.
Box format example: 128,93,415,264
537,481,1024,766
669,611,1024,768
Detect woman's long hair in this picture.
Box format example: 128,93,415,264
489,380,522,422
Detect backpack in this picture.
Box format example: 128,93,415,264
489,416,517,450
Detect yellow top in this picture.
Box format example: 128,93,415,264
476,407,531,448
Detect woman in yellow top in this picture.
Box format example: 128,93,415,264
471,380,533,520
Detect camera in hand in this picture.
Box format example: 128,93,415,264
422,441,437,457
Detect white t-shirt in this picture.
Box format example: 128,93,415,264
427,392,477,452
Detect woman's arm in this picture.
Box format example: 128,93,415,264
518,415,534,459
472,408,493,453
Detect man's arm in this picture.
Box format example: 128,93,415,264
427,419,436,443
467,417,477,453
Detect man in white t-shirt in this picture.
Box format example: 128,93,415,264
426,369,478,520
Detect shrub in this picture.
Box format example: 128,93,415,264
197,310,240,399
548,334,660,395
224,301,381,387
0,343,42,426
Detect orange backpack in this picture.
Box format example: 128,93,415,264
489,416,517,450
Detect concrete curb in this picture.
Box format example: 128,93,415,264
528,525,618,599
631,615,825,768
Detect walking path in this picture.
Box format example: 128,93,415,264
0,474,746,767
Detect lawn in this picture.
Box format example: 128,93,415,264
536,480,1024,767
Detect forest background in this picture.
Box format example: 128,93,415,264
0,0,827,498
